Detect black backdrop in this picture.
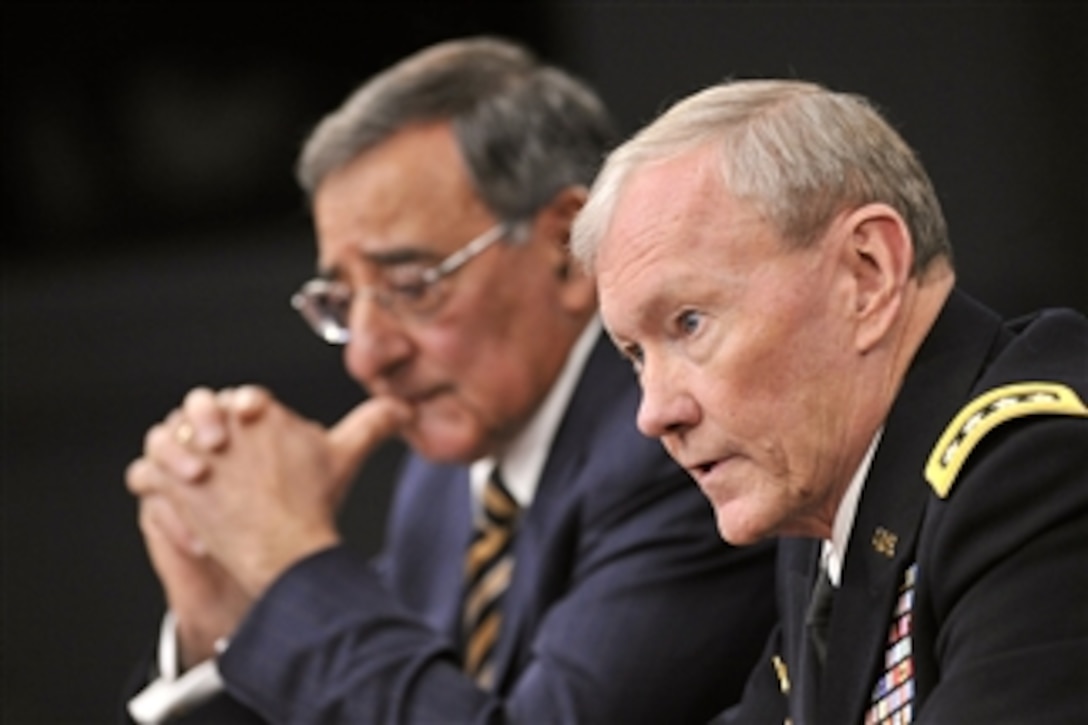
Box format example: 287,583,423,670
3,3,1085,722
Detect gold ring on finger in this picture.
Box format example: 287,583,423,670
175,422,195,446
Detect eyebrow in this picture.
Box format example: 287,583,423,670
318,243,443,278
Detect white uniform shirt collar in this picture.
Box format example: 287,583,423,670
469,317,602,516
822,428,883,587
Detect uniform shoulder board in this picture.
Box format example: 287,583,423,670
925,382,1088,498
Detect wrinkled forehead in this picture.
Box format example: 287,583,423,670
595,158,787,339
312,126,495,269
593,160,706,322
604,147,721,231
595,150,748,278
316,125,483,227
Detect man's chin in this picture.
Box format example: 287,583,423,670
713,505,771,547
400,420,485,465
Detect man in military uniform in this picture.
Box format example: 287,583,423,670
572,78,1088,723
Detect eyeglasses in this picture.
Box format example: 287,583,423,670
291,223,509,344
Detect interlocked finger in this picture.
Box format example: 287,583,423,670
145,411,211,483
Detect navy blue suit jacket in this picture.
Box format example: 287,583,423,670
722,291,1088,724
157,334,777,723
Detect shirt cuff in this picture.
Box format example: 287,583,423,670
127,612,225,724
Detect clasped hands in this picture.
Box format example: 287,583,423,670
125,385,410,668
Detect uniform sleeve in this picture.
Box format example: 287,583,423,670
709,626,790,725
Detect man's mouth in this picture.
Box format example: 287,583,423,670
375,382,444,406
685,454,737,482
691,460,719,476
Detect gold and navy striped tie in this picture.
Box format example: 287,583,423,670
462,465,519,688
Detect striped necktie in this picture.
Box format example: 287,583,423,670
462,465,519,688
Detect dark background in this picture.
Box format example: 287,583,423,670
3,3,1085,722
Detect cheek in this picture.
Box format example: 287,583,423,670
415,313,498,380
417,321,520,419
728,283,846,426
696,337,818,487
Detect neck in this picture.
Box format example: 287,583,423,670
814,260,955,539
888,261,955,388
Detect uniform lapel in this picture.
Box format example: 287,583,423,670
777,542,823,721
820,452,927,723
819,291,1004,723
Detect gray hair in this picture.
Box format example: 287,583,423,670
571,79,951,276
297,36,616,224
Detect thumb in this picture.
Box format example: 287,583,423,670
328,396,412,486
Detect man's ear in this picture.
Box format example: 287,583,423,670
840,203,915,353
535,186,597,307
536,186,588,271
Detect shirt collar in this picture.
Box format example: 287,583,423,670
822,427,883,587
470,316,602,515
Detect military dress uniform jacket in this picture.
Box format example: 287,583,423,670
128,333,778,724
723,290,1088,725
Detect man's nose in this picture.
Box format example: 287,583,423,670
342,295,414,383
635,362,700,439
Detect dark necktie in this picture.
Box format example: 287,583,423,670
806,564,835,669
462,465,519,688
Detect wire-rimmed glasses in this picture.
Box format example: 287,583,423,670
291,223,509,344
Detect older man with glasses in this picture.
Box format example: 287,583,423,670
124,36,776,724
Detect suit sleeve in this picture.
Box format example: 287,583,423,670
917,412,1088,722
215,462,777,724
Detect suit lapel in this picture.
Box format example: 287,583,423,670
438,467,476,645
490,447,588,690
489,334,621,689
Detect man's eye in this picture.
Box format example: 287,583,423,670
314,281,352,311
389,280,429,302
677,310,703,335
382,265,431,301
